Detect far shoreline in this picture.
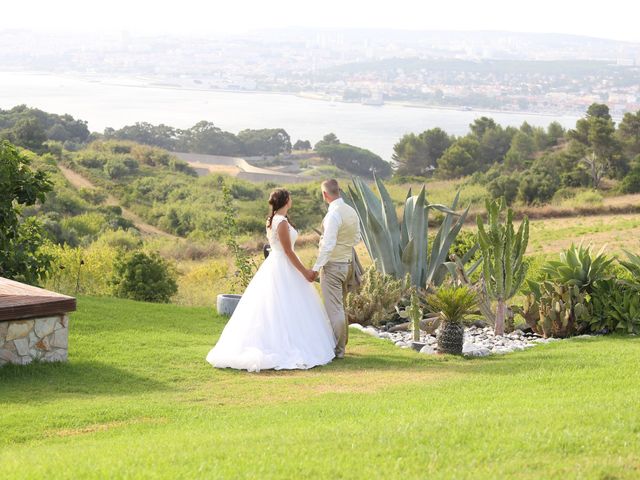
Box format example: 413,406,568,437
1,69,588,121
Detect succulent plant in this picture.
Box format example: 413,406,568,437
541,243,612,292
395,289,424,342
345,176,469,290
525,281,590,338
345,266,409,327
477,198,529,335
589,279,640,335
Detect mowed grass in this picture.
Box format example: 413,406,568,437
1,298,640,479
527,213,640,255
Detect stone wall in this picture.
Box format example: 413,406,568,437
0,314,69,366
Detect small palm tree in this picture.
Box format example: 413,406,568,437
428,286,478,355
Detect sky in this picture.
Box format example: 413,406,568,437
4,0,640,42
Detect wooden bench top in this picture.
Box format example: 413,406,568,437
0,277,76,322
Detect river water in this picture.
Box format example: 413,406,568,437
0,71,582,160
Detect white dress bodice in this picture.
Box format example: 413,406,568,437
267,214,298,253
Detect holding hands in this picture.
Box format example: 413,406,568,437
304,269,319,282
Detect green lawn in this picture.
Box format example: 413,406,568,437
1,297,639,479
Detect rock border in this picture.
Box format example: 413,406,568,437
349,323,573,357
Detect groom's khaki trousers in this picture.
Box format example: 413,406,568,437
320,261,351,357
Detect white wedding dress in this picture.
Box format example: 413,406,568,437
206,214,337,372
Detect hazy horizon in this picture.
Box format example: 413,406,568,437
4,0,640,43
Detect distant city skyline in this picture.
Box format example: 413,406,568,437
4,0,640,43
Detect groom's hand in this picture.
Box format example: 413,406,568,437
304,269,318,282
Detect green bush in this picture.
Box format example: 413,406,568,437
589,279,640,334
620,171,640,194
487,174,519,204
560,189,603,208
111,251,178,303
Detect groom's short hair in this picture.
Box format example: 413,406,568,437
322,179,340,197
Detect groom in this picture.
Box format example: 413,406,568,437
307,179,361,359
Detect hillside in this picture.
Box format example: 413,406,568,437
1,296,638,478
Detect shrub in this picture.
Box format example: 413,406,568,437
42,242,118,296
518,170,559,205
589,279,640,334
111,251,178,303
93,229,143,252
560,190,603,208
174,259,230,306
487,174,519,204
60,212,107,239
619,171,640,194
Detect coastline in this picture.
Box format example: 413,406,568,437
2,69,585,120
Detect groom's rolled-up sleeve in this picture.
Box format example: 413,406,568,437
313,212,340,272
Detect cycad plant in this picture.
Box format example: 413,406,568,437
345,176,469,289
477,198,529,335
427,285,478,355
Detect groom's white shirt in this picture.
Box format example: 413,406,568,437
312,198,360,272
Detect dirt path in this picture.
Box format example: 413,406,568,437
174,152,308,183
57,164,179,239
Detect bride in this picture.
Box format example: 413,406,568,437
206,188,337,372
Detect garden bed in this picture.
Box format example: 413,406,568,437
350,323,575,357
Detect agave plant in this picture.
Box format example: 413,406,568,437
541,243,612,292
619,250,640,289
427,285,478,355
477,198,529,335
345,176,469,289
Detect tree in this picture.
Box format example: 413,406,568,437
392,128,452,176
437,138,481,178
293,139,311,150
180,121,243,156
314,133,340,150
478,126,513,166
569,103,621,188
0,105,89,146
237,128,292,156
504,131,536,169
617,110,640,159
105,122,179,150
546,121,566,146
470,117,498,139
11,117,47,151
0,141,53,283
316,143,391,178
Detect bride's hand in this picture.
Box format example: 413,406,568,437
303,269,318,282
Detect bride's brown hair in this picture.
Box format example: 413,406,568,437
266,188,295,229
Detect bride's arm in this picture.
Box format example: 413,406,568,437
277,220,313,281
